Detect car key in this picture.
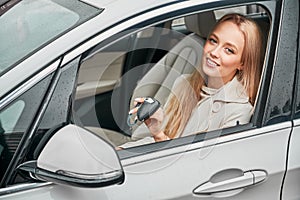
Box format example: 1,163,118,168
137,97,160,121
127,97,160,127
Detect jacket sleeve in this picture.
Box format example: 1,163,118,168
118,136,155,149
222,103,253,128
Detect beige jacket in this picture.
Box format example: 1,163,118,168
120,75,253,148
180,75,253,137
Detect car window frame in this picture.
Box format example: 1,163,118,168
65,1,277,158
259,0,299,126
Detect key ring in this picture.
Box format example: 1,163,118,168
127,114,138,127
127,101,142,127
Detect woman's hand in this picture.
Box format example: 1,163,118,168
144,106,164,132
130,98,169,141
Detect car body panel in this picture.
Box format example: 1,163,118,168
282,120,300,199
0,123,291,199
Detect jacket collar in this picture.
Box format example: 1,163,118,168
201,76,249,104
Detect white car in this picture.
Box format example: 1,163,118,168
0,0,299,199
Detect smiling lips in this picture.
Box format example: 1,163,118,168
206,58,220,68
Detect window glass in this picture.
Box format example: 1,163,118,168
74,5,270,150
24,57,79,159
0,101,25,133
294,5,300,118
38,58,79,130
0,75,51,184
264,0,298,124
0,0,102,75
9,58,79,186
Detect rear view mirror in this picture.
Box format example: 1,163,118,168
18,124,124,188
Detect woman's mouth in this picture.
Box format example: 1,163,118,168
206,58,219,68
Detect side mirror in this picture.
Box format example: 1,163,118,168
18,124,124,188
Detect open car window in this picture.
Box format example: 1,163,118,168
73,4,271,153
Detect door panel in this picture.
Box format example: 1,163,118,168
282,120,300,199
0,123,290,200
105,123,290,199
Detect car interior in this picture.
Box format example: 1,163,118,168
72,5,271,148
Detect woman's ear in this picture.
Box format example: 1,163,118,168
238,63,244,70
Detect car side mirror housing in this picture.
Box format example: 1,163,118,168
18,124,124,188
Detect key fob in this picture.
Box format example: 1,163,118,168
137,97,160,121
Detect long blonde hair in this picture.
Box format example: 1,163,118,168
164,13,263,139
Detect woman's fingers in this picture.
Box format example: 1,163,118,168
129,97,164,136
129,97,145,114
133,97,145,106
129,106,139,115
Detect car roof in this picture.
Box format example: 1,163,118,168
85,0,180,32
83,0,180,30
83,0,179,10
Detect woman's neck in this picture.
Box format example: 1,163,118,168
207,76,235,89
207,78,226,89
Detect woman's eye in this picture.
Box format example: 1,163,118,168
225,48,235,54
209,38,217,44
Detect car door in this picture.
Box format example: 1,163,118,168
74,0,297,199
0,0,298,200
97,1,296,199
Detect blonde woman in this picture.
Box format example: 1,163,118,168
120,13,263,148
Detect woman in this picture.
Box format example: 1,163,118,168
121,13,263,148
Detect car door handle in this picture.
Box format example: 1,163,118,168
193,169,267,197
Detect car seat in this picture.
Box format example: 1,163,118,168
130,11,217,139
130,11,216,108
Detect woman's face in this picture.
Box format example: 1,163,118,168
202,20,245,88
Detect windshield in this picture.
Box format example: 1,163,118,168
0,0,102,75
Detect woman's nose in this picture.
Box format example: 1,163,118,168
210,46,220,58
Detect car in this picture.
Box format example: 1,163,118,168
0,0,299,199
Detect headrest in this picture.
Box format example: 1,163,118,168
184,11,216,39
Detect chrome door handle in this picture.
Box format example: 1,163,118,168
193,169,267,197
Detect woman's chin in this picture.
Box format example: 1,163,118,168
202,65,221,78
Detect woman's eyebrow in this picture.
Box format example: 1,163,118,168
225,42,238,50
210,33,218,39
222,37,239,51
211,32,239,52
